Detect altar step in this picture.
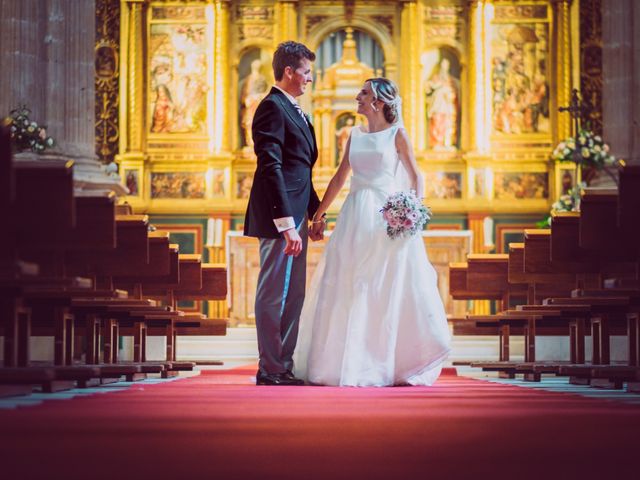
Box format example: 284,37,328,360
175,327,259,366
172,328,517,365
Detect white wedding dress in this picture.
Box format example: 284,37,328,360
293,125,451,387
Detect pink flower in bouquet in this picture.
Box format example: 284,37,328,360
380,190,432,239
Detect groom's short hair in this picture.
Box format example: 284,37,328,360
272,41,316,81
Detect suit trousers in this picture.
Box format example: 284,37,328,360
255,220,308,375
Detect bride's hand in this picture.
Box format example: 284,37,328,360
309,214,326,241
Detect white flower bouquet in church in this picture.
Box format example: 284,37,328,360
380,190,431,239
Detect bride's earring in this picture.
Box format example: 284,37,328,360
371,102,379,112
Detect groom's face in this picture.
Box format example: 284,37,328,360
287,58,313,97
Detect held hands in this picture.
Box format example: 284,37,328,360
309,213,326,242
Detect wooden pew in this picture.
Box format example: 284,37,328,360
126,256,228,365
3,159,77,367
1,133,191,391
471,167,640,387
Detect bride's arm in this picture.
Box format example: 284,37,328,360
395,128,424,198
312,137,352,222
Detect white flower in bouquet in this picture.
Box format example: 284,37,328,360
380,190,431,239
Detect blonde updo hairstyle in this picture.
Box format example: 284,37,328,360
366,77,401,124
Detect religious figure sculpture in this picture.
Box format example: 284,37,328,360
239,59,268,148
424,58,459,150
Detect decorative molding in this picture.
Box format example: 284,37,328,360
370,15,393,37
424,24,460,42
579,0,603,135
305,15,328,35
425,5,464,22
95,0,120,164
235,4,273,22
493,4,549,21
238,24,273,42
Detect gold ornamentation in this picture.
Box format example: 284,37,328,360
151,5,205,20
95,0,120,164
236,5,273,21
370,15,393,37
425,6,464,22
579,0,603,135
425,25,460,41
494,5,549,20
306,15,328,35
238,24,273,42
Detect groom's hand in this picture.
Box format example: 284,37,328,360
283,228,303,256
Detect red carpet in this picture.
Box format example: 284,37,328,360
1,366,639,480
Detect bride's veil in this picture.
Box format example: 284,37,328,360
392,96,419,191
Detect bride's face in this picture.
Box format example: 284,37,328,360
356,82,381,116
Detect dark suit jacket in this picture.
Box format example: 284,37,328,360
243,87,320,239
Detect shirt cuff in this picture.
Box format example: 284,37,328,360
273,216,295,232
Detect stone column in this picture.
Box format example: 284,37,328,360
602,0,640,165
0,0,125,194
0,0,45,122
57,0,126,193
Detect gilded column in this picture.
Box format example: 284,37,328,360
118,0,130,155
555,0,572,140
213,0,230,153
400,1,419,144
126,0,145,154
466,0,482,152
275,1,298,45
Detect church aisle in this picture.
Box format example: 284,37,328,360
1,366,638,480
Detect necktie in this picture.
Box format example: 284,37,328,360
292,102,309,125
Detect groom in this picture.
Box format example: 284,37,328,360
244,41,323,386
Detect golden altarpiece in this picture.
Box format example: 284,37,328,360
108,0,581,324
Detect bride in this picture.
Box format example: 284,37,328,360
293,78,451,387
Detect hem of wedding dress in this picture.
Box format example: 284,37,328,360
306,346,452,388
404,347,452,386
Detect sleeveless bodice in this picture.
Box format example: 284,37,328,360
348,125,399,193
294,123,451,387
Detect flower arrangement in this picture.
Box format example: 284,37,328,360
380,190,431,239
551,129,615,169
5,106,55,153
536,182,584,228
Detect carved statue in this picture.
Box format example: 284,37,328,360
425,58,459,150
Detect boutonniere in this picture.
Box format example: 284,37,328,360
305,113,313,126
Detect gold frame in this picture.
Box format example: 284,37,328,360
115,0,577,218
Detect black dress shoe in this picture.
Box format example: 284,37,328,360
256,371,299,386
283,370,305,386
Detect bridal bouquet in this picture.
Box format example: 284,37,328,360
380,190,431,239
